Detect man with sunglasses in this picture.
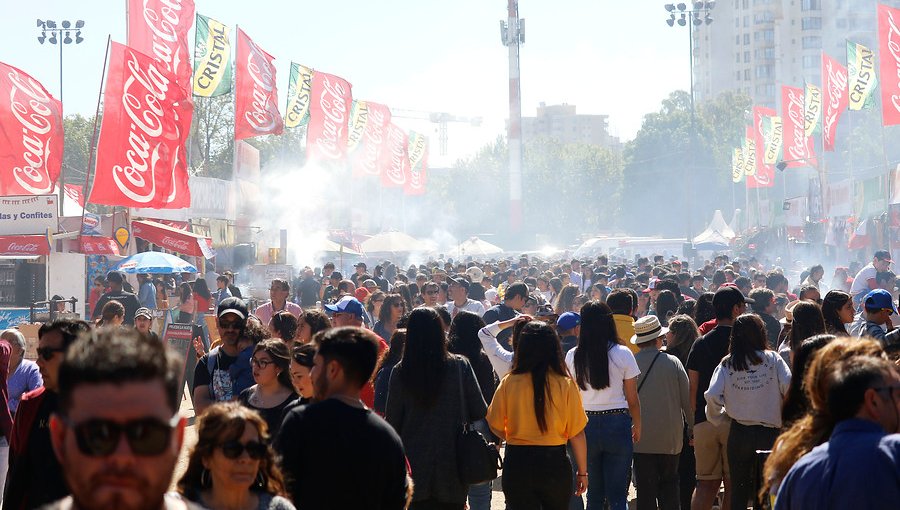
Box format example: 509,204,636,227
192,297,248,416
5,319,90,510
774,355,900,509
277,327,409,509
45,328,202,510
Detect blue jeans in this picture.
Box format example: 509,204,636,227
467,480,492,510
583,411,633,510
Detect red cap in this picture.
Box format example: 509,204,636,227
354,287,371,302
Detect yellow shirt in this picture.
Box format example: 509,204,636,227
487,372,588,446
613,314,640,354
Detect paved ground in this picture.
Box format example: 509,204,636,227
174,391,639,509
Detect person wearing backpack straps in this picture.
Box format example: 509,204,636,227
631,315,693,510
192,297,249,415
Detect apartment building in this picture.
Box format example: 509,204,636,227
521,102,621,149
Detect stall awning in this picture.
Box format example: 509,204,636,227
0,235,50,257
79,237,121,256
133,220,215,259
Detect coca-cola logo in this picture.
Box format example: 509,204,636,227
6,242,38,253
7,69,57,194
361,105,388,174
160,235,190,251
244,48,279,133
313,75,349,159
139,0,188,82
785,89,808,160
886,10,900,113
384,126,407,186
824,60,847,141
111,49,178,204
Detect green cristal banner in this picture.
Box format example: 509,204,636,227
408,131,427,171
762,116,783,165
192,13,232,97
732,147,744,183
285,63,313,128
847,40,878,111
804,82,822,137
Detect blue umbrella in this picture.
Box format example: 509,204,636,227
114,251,197,274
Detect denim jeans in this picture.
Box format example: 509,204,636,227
467,480,492,510
583,411,633,510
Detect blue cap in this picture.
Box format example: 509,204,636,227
557,312,581,331
864,289,898,314
325,295,365,318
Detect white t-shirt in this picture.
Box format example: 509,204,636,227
565,343,640,412
850,263,877,296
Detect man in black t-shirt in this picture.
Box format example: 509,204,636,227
277,327,409,509
91,271,141,325
685,286,750,510
297,267,321,307
482,282,528,350
192,297,248,415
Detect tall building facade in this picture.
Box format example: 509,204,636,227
693,0,898,108
520,103,621,149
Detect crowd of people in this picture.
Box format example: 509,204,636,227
0,249,899,510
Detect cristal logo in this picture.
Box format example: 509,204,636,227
314,75,349,159
111,50,176,204
886,10,900,113
824,61,847,140
385,126,407,185
7,69,56,194
160,236,190,251
362,106,387,175
786,90,807,160
7,242,38,253
244,48,279,132
140,0,187,81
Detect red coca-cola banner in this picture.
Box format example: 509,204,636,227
379,123,410,188
352,102,391,176
79,237,120,255
64,184,84,207
0,62,63,196
0,235,49,256
879,4,900,125
306,72,352,162
234,28,283,140
781,86,815,168
822,53,849,151
88,42,191,209
748,108,774,188
127,0,195,95
133,219,211,257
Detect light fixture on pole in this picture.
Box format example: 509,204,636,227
664,1,714,241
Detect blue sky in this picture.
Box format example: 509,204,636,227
1,0,692,166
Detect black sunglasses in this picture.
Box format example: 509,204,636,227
219,439,267,460
36,347,65,361
62,414,180,457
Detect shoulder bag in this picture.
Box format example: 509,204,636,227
637,351,662,393
455,357,502,484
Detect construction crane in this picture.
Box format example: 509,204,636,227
390,109,483,156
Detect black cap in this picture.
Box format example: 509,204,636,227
106,271,123,283
450,277,470,291
331,271,343,281
217,297,248,320
713,286,749,310
355,262,367,269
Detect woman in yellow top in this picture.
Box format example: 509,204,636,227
487,319,589,510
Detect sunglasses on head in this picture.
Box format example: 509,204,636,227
219,439,267,460
62,414,181,457
36,346,65,361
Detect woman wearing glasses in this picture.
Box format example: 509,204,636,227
178,402,295,509
237,339,297,437
374,294,406,342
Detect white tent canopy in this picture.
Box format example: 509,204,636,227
360,231,426,254
693,210,735,250
312,238,361,256
457,237,504,259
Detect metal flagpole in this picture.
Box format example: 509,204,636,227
79,35,112,250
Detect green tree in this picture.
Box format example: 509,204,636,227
61,113,96,190
190,95,235,178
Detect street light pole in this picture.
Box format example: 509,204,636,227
665,2,714,242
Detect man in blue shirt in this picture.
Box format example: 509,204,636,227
775,355,900,510
136,273,157,309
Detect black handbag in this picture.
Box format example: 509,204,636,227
455,358,502,485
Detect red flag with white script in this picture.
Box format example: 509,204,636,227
88,42,191,208
306,72,352,162
127,0,195,96
747,107,774,188
822,53,849,151
64,184,84,206
380,123,410,188
0,62,63,195
781,86,816,168
234,28,283,140
352,101,391,177
879,4,900,125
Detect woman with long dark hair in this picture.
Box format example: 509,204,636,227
566,301,641,510
780,334,835,426
820,290,853,336
295,310,330,344
693,292,716,326
781,301,826,366
705,314,791,510
374,294,406,342
238,339,297,437
487,320,588,510
373,329,407,414
193,278,213,316
554,284,580,315
654,289,679,326
385,307,487,509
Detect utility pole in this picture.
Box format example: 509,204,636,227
501,1,524,232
